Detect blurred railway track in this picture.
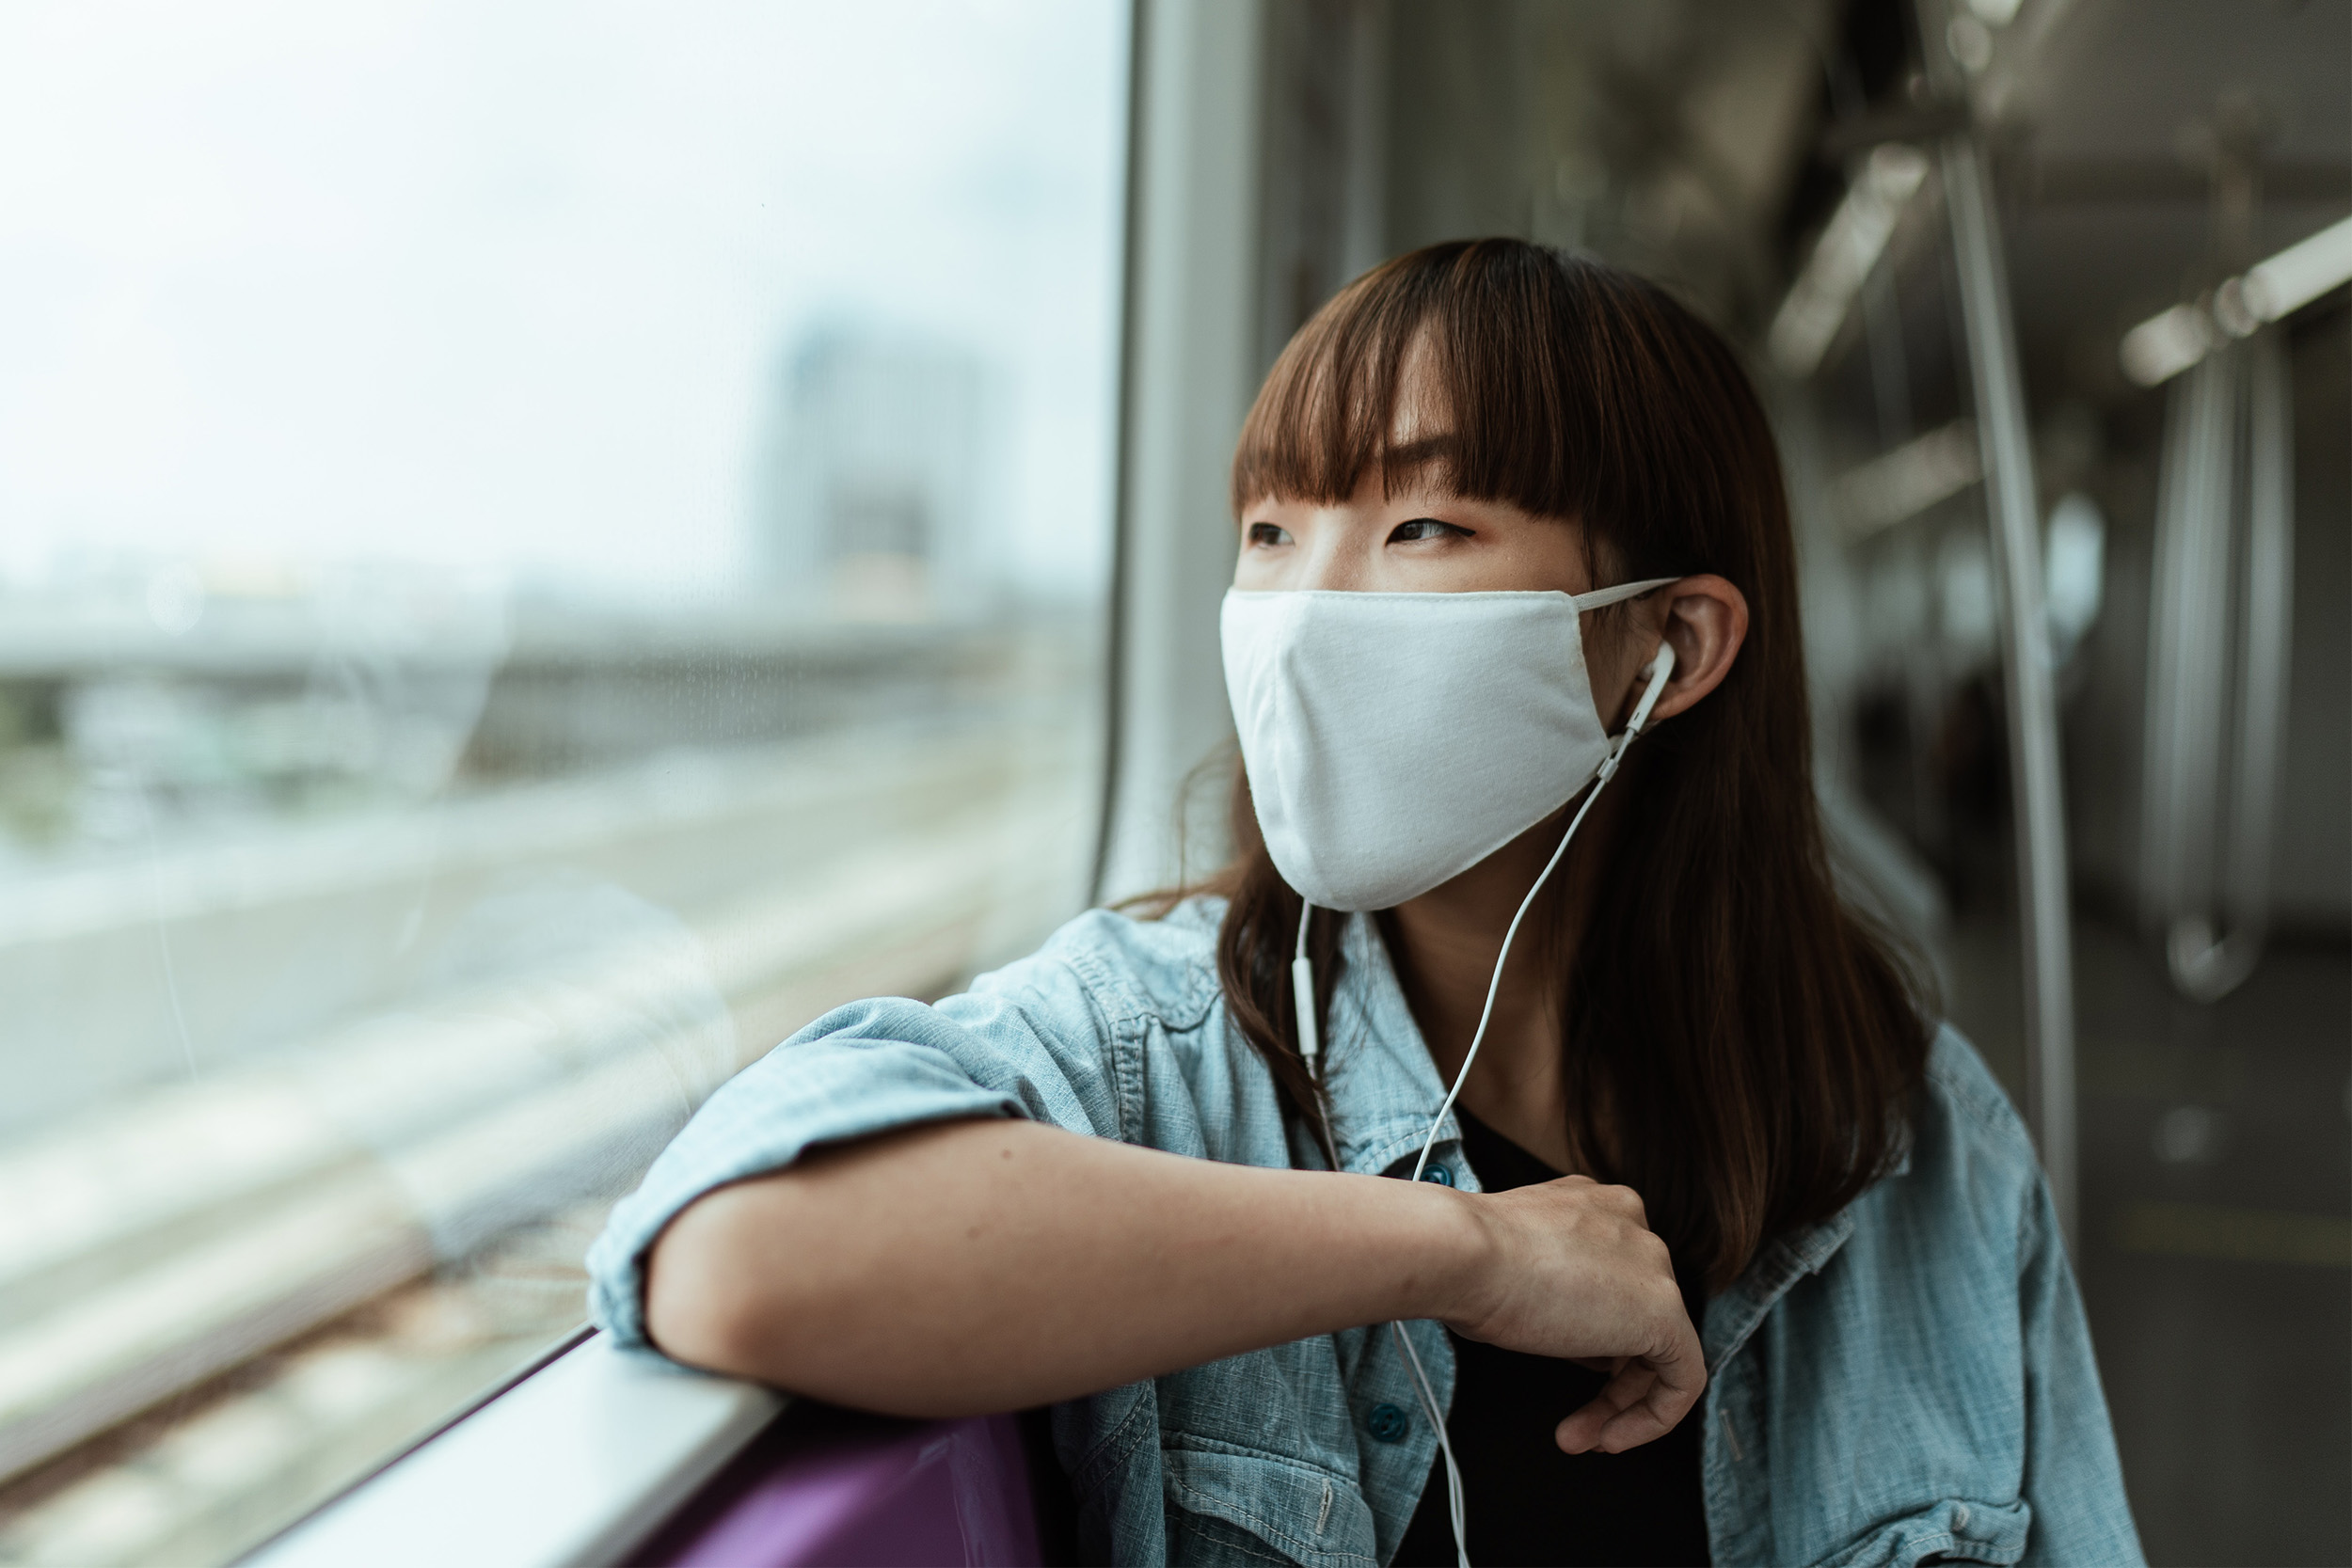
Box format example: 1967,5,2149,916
0,713,1095,1562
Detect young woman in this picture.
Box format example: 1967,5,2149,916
589,240,2141,1567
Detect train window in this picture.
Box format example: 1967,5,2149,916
0,3,1128,1564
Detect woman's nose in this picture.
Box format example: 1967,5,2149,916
1295,516,1369,591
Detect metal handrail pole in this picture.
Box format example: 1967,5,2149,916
2164,328,2296,998
2230,329,2295,953
1940,134,2080,1246
2166,355,2235,947
2140,356,2203,930
2146,329,2296,1003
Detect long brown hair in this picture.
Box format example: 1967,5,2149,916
1193,239,1931,1292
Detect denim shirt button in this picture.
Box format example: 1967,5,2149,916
1952,1504,1970,1531
1366,1402,1410,1443
1419,1164,1454,1186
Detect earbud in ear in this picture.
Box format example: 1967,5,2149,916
1627,641,1677,736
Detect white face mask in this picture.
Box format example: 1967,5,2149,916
1219,578,1678,912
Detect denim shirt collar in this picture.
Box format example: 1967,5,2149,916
1701,1210,1854,1373
1701,1125,1917,1369
1318,911,1475,1185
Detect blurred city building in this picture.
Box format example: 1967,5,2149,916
754,330,1000,623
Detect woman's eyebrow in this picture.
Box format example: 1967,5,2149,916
1383,435,1459,472
1379,436,1468,503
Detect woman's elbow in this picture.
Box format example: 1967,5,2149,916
643,1182,803,1380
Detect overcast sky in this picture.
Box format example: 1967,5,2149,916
0,0,1125,599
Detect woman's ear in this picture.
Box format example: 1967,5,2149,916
1626,575,1747,726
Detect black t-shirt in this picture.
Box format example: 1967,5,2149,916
1390,1111,1711,1567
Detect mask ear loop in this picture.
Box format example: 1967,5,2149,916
1385,638,1678,1568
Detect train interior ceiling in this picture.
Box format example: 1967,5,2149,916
0,1,2344,1566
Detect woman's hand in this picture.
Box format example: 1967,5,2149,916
1438,1175,1706,1454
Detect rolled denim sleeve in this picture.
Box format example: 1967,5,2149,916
586,943,1128,1358
2018,1172,2146,1565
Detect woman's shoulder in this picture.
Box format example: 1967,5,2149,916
973,894,1232,1035
1916,1022,2038,1167
1872,1021,2051,1237
1917,1022,2030,1134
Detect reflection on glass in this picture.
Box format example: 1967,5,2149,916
0,2,1126,1562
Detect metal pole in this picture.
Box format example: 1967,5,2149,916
1940,132,2078,1245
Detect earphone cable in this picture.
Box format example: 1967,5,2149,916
1387,642,1676,1568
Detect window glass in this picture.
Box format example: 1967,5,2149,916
0,4,1127,1562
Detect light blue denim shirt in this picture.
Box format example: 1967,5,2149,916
590,898,2143,1567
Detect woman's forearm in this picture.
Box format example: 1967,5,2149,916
644,1117,1483,1416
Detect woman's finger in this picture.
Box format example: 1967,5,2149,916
1553,1364,1651,1452
1554,1337,1705,1454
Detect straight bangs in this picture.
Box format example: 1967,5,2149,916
1232,238,1692,547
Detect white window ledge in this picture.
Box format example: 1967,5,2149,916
243,1334,781,1568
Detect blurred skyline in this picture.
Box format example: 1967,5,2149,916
0,0,1126,602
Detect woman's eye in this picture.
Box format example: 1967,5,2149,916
1390,517,1470,544
1247,521,1292,546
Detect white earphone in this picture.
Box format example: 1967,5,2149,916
1298,640,1677,1568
